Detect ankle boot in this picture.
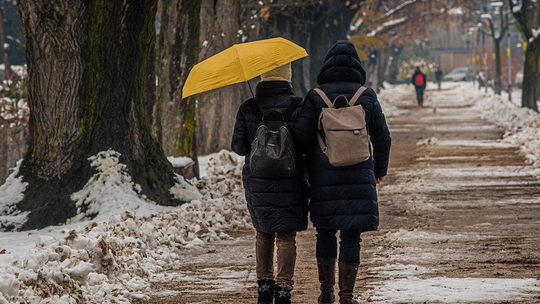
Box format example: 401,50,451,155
257,279,275,304
274,285,292,304
338,262,360,304
317,258,336,304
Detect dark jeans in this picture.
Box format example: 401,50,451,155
316,228,362,263
415,88,424,104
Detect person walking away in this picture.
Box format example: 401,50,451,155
435,67,443,91
231,63,308,304
293,40,391,304
411,66,427,107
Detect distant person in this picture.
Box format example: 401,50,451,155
411,67,427,107
231,63,308,304
293,40,391,304
477,71,486,90
435,67,443,91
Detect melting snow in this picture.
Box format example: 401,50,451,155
0,150,249,303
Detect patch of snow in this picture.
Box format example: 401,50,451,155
170,174,202,202
167,156,193,168
448,7,464,15
350,18,363,32
0,150,250,303
368,277,540,303
481,13,492,20
0,160,28,230
533,27,540,39
368,17,408,37
70,150,167,223
385,0,416,17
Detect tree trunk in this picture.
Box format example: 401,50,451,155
388,45,401,84
156,0,201,164
196,0,245,155
376,46,390,92
522,45,539,112
14,0,181,231
306,1,361,89
0,4,11,81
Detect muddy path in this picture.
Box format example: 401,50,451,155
137,85,540,304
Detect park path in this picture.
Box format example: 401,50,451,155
137,84,540,304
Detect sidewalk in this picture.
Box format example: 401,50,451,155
360,84,540,303
139,84,540,304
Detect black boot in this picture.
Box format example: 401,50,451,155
317,258,336,304
338,262,360,304
274,285,292,304
257,279,275,304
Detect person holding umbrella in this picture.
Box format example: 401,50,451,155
293,40,391,304
183,38,309,304
231,62,308,304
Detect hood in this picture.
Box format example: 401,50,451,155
317,40,366,86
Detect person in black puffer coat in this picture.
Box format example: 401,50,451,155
231,63,308,304
292,41,391,304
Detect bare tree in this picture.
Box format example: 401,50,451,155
509,0,540,112
155,0,202,176
0,3,11,81
479,2,510,95
350,0,480,90
196,0,246,155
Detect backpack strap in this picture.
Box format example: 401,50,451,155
283,97,302,121
247,98,263,121
314,87,367,107
348,86,368,106
313,88,334,108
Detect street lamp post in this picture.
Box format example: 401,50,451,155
481,25,488,93
506,12,512,102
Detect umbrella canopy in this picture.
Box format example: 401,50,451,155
182,37,308,99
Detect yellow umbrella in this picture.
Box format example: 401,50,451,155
182,37,308,99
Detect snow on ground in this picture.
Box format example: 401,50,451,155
70,150,170,223
0,160,28,230
0,150,249,303
369,277,540,303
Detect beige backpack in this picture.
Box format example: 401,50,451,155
313,86,370,167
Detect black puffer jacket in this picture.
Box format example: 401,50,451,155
292,40,391,232
231,80,308,233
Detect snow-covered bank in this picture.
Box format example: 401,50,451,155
0,161,28,230
0,150,249,303
472,88,540,169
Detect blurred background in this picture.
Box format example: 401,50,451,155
0,0,538,183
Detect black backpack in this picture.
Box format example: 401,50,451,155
248,97,302,178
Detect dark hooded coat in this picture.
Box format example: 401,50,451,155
412,68,427,89
231,80,308,233
292,40,391,232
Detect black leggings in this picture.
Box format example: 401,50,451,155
415,88,424,104
316,228,362,263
